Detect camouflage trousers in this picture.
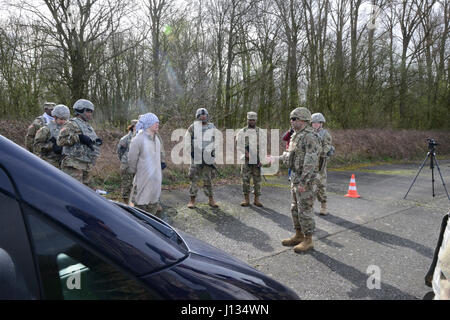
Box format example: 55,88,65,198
135,203,159,215
61,165,92,187
42,156,61,169
189,164,214,197
241,164,262,196
315,167,328,204
120,167,134,202
290,179,315,236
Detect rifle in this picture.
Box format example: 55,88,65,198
208,163,223,178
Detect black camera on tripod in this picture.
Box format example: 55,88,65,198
404,137,449,200
427,138,439,151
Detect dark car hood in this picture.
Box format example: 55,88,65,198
0,135,187,276
172,231,299,299
177,230,253,268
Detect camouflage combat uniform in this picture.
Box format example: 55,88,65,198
315,128,333,205
25,114,53,152
117,131,135,202
285,125,321,235
57,117,101,186
236,126,262,197
187,120,216,198
33,121,65,168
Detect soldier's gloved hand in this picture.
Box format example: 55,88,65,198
78,134,93,146
95,138,103,146
161,162,167,170
327,146,335,157
52,143,63,155
49,137,57,144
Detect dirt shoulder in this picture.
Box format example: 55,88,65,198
1,119,448,198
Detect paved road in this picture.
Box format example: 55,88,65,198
160,160,450,300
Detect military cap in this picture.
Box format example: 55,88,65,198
247,112,257,120
43,102,56,110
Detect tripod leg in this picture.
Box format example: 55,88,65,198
433,156,450,201
431,153,435,197
404,152,430,199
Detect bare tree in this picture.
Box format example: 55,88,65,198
14,0,143,105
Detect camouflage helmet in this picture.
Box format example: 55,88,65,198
290,107,311,122
247,112,257,120
73,99,95,113
51,104,70,120
43,102,56,110
311,112,326,123
196,108,209,118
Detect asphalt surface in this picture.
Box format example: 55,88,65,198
159,160,450,300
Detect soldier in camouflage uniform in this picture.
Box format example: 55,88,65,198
25,102,56,152
33,105,70,168
186,108,219,209
117,119,138,203
57,99,102,187
311,113,334,216
269,107,321,253
236,111,263,207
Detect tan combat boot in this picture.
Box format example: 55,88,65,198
293,235,314,253
156,204,163,213
208,196,219,208
320,202,328,215
281,229,305,246
187,196,196,209
241,194,250,207
253,196,263,207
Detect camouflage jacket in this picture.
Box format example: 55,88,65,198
33,121,64,163
117,131,134,165
25,115,48,152
236,126,263,165
284,125,321,188
186,121,216,164
317,128,333,158
57,117,101,165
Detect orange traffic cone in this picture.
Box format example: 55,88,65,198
345,174,361,198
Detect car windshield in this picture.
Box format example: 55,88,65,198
113,202,188,252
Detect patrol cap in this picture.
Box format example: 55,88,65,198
51,104,70,120
311,113,326,123
290,107,311,122
73,99,95,112
247,112,257,120
43,102,56,110
127,119,139,131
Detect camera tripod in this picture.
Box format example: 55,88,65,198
404,140,449,201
